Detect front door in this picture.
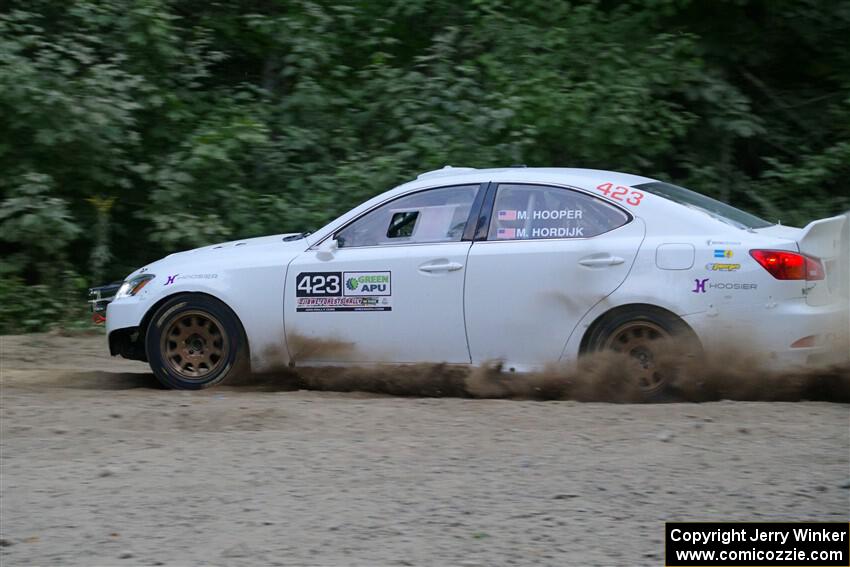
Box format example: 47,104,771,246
284,184,483,364
464,183,645,366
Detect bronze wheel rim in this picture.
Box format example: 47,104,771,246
161,310,229,381
604,321,669,392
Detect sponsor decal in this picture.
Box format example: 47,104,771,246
708,240,742,246
296,271,391,311
713,249,733,258
296,296,392,312
164,273,218,286
693,278,758,293
342,272,391,296
705,262,741,272
709,282,758,290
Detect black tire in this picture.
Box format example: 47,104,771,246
145,294,248,390
583,306,698,399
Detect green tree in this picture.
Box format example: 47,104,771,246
0,0,848,331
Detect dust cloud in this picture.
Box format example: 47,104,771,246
247,336,849,402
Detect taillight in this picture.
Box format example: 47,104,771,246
804,256,826,280
749,249,825,280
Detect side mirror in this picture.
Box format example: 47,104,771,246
315,237,338,261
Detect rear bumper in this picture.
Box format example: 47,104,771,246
683,298,849,367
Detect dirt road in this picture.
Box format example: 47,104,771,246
1,333,848,566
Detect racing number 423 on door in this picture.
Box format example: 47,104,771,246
296,272,341,296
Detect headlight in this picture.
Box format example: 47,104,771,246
116,274,155,298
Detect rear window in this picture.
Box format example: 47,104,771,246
635,181,773,229
488,184,629,240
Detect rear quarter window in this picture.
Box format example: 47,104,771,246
488,184,630,241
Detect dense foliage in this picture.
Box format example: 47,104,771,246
1,0,849,331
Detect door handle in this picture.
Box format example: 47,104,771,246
419,262,464,273
578,255,625,267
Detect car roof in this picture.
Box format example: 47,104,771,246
412,166,657,188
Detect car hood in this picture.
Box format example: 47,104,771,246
127,233,310,279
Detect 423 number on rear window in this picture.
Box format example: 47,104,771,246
296,272,342,297
595,183,644,206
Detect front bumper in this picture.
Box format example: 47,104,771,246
105,294,150,334
104,295,153,361
91,281,155,362
88,282,121,324
108,326,146,361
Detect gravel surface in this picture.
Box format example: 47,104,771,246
1,333,848,566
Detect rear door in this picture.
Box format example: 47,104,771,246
284,184,484,364
464,183,645,366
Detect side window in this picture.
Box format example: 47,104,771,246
488,184,629,241
336,185,479,248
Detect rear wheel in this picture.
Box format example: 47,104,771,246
146,295,248,389
584,307,697,398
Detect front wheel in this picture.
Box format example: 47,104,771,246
145,295,248,389
584,307,698,398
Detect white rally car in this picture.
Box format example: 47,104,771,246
101,167,848,391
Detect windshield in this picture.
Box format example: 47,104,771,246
634,181,773,229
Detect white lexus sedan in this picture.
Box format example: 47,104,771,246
99,167,847,391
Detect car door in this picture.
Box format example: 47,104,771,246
464,183,645,367
284,184,484,364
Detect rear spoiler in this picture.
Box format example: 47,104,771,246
797,214,847,259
